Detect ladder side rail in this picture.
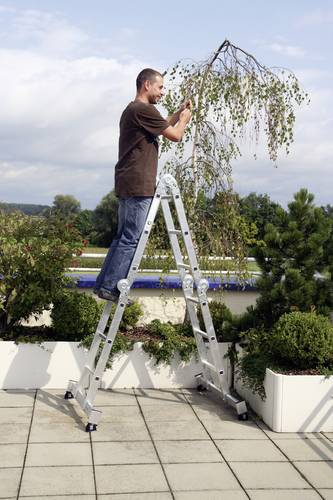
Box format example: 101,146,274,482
160,198,211,364
161,175,229,394
85,298,128,405
84,189,163,408
167,183,202,285
84,302,113,371
73,301,114,395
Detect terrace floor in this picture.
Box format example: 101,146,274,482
0,388,332,499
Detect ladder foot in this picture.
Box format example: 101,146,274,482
197,384,207,392
64,391,74,400
238,412,248,421
86,422,97,432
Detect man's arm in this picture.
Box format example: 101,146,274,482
162,108,192,142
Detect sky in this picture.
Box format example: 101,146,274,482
0,0,332,209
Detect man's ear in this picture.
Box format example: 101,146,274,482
143,80,150,91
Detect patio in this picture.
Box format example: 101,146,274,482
0,388,332,499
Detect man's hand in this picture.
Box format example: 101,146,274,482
179,99,193,113
179,108,192,124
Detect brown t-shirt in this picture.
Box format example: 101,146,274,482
114,101,169,197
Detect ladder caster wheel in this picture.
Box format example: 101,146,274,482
197,384,207,392
64,391,74,400
85,423,97,433
238,412,248,421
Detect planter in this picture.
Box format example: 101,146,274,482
0,341,232,390
235,368,333,432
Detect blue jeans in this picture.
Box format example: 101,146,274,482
95,196,152,294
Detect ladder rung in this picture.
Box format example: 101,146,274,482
98,332,107,340
161,195,172,199
177,262,190,269
168,229,182,235
193,327,208,339
84,365,95,374
187,296,200,304
202,359,220,373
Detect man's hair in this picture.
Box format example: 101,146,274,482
136,68,162,91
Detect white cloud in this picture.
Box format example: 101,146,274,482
0,6,153,207
297,8,333,28
267,43,305,58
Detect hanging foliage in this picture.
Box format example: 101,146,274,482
147,39,309,278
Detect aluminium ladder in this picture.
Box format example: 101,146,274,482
64,173,248,431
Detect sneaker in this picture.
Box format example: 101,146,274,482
98,288,134,306
97,289,119,302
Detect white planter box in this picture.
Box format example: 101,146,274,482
0,341,232,390
235,368,333,432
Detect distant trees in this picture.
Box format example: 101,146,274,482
239,193,281,241
51,194,81,219
92,191,119,247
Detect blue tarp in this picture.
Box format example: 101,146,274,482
68,273,258,291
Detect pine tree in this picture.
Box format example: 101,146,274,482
252,188,333,328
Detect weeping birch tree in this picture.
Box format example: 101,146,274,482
148,39,309,276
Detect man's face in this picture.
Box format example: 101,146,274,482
147,75,164,104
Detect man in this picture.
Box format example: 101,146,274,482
95,68,192,301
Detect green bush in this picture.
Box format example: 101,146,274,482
143,319,197,364
237,312,333,399
270,311,333,369
0,210,83,335
198,300,233,341
51,291,102,341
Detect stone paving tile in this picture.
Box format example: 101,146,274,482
190,402,237,421
21,496,96,500
141,404,197,422
0,467,22,498
294,461,333,488
91,421,150,442
319,490,333,500
33,403,85,424
229,462,310,489
0,407,32,424
25,442,92,466
0,390,35,407
95,464,169,494
20,466,95,496
93,389,137,406
174,491,249,499
93,405,143,423
147,420,210,441
155,440,223,463
202,419,268,440
216,439,286,462
164,462,241,491
98,494,172,500
93,441,159,465
275,437,333,461
0,423,30,444
29,421,90,442
135,389,187,405
247,490,322,499
0,444,26,467
323,433,333,442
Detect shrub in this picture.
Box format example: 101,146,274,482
0,210,82,335
236,312,333,399
143,319,197,364
270,311,333,369
198,300,233,341
52,291,103,341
